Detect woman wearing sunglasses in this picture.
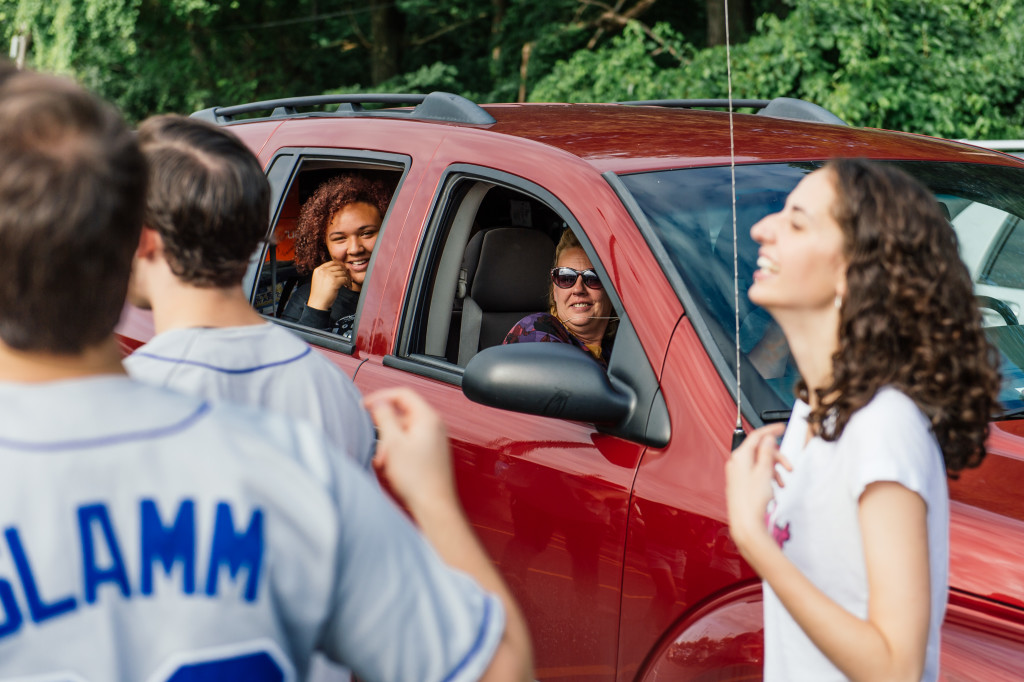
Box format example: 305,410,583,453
502,229,616,368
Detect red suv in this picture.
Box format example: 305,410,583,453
117,93,1024,680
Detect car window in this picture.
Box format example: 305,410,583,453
958,207,1024,288
252,154,404,348
400,170,621,376
618,161,1024,420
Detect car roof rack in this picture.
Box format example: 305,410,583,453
191,91,496,126
619,96,847,126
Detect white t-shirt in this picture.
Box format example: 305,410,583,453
763,387,949,681
0,376,504,682
125,324,375,470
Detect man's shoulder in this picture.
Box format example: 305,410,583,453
257,324,351,376
129,324,317,372
130,376,349,491
0,375,314,459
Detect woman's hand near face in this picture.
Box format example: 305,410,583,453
307,261,351,311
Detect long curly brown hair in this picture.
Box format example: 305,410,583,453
293,173,392,274
802,158,1001,476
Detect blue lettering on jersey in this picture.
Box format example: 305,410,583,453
5,528,77,623
0,578,21,637
79,505,132,603
0,500,265,641
141,499,196,595
166,651,285,682
204,503,263,603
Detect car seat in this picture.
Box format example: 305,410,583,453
456,227,556,366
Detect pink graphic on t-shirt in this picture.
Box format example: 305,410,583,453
770,520,791,548
764,504,790,548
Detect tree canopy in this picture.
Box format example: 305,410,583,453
1,0,1021,138
532,0,1024,138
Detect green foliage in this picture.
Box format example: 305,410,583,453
1,0,382,121
714,0,1024,138
531,0,1024,138
485,0,593,102
529,22,690,103
2,0,1021,138
327,61,477,101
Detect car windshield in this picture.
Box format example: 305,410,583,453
618,161,1024,422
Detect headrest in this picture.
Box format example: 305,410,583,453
466,227,555,312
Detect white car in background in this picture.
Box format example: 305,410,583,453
960,139,1024,158
950,198,1024,327
946,140,1024,327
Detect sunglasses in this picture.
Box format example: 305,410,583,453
550,266,604,290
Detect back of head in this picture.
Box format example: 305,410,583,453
137,115,270,288
0,71,145,354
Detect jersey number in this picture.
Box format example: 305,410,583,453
165,651,284,682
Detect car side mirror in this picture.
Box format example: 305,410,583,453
462,343,633,423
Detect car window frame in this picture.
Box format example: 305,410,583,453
247,147,411,356
384,164,669,445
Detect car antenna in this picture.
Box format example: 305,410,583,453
725,0,746,452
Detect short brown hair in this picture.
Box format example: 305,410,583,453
293,174,392,274
138,114,270,287
0,71,146,353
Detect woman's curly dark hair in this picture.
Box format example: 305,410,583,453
293,173,392,274
801,158,1001,476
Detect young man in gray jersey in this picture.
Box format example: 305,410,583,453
0,69,531,682
125,114,376,471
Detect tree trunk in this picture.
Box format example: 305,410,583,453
706,0,747,47
518,42,532,103
370,0,404,85
491,0,508,61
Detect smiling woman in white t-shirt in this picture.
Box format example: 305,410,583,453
725,158,1001,681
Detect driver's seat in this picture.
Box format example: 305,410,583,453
457,227,555,366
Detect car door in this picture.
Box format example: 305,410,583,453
350,164,662,681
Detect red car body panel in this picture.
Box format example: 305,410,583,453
948,425,1024,610
619,316,756,679
116,102,1024,679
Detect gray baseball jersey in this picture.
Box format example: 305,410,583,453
0,376,503,681
125,324,376,470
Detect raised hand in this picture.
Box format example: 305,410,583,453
363,387,457,516
307,260,351,311
725,423,789,555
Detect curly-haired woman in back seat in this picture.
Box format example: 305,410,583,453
282,173,392,334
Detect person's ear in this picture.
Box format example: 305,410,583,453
135,225,164,261
835,274,848,309
834,253,849,299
